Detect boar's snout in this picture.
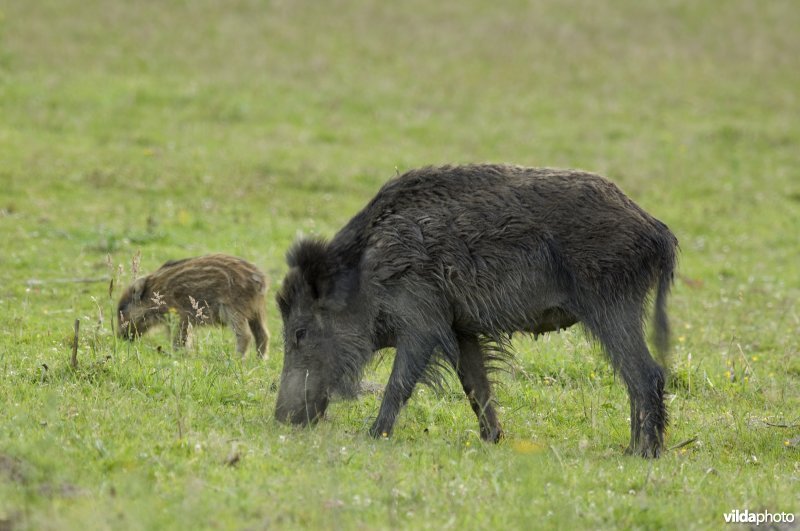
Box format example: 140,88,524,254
275,369,329,426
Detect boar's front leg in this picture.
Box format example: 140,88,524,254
369,333,441,439
456,333,503,442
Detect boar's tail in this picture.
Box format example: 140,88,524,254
652,233,677,368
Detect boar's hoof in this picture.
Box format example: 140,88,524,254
625,437,662,458
481,425,504,444
368,420,393,439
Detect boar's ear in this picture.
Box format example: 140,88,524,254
287,238,334,300
131,277,147,302
287,238,359,308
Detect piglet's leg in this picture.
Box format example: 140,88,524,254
229,315,252,358
172,317,190,350
248,315,270,360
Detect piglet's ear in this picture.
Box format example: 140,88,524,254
287,238,334,300
131,277,147,302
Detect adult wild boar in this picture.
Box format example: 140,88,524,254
118,254,270,358
275,164,677,457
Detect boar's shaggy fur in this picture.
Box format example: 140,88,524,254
275,164,678,457
118,254,270,358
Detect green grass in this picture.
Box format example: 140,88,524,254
1,0,799,529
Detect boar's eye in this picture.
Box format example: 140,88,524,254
294,328,307,346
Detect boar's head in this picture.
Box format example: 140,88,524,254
274,239,372,426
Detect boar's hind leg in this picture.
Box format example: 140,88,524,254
584,307,667,458
248,315,269,359
456,334,502,442
369,334,442,439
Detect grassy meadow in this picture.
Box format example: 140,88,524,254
1,0,798,529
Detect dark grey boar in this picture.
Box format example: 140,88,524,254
118,254,270,358
275,164,677,457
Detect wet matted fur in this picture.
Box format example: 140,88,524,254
275,164,677,457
